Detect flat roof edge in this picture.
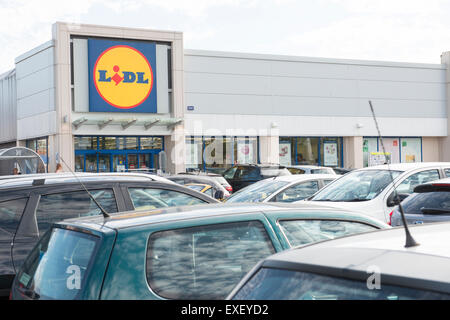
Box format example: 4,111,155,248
15,40,55,64
184,49,446,70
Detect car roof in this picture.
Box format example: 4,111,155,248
59,202,388,232
263,174,339,183
355,162,450,172
288,165,332,169
261,222,450,288
0,172,174,190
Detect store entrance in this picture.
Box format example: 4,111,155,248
74,136,164,173
75,150,162,173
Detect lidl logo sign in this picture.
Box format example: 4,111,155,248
88,39,157,113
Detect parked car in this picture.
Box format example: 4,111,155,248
286,165,337,175
332,167,354,175
228,222,450,300
391,178,450,226
11,202,388,300
185,183,226,201
167,174,230,198
0,172,217,298
181,172,233,193
223,164,291,192
226,174,338,204
304,162,450,223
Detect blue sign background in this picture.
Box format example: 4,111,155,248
88,39,158,113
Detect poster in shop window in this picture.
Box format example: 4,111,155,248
237,142,254,164
323,141,338,167
279,142,292,166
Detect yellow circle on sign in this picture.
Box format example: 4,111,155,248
93,45,153,109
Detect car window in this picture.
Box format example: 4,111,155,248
444,169,450,177
16,228,99,300
237,167,259,180
128,188,207,211
223,167,238,179
323,179,335,186
274,181,319,203
146,221,276,300
278,220,378,247
396,170,440,195
205,187,214,198
185,185,205,193
288,168,306,175
0,198,28,238
401,191,450,214
232,268,450,300
35,189,118,235
226,180,290,203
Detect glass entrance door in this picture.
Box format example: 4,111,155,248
127,154,138,170
98,154,111,172
113,155,126,172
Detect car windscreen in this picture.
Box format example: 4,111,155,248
226,179,290,203
16,227,99,300
232,268,450,300
401,191,450,215
310,170,402,202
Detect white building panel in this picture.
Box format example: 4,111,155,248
15,41,56,139
0,70,17,143
184,50,447,124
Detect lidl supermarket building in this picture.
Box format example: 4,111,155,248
1,22,450,174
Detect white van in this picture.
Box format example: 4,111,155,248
303,162,450,223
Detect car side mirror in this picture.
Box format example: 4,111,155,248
214,190,224,200
387,193,409,207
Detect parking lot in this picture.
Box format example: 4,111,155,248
2,5,450,307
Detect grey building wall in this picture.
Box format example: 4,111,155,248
0,70,17,143
15,40,56,140
184,50,446,119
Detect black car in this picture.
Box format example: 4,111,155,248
391,178,450,226
0,172,217,297
222,164,291,192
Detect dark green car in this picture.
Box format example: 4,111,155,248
11,203,388,300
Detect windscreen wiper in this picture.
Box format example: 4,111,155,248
420,208,450,215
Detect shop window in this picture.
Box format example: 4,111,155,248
235,137,258,165
320,138,340,167
401,138,422,163
140,137,163,150
74,136,97,150
297,138,319,165
363,137,422,167
279,137,295,166
363,138,378,167
99,137,116,150
26,137,48,168
186,136,258,173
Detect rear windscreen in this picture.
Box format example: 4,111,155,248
16,227,99,299
402,191,450,214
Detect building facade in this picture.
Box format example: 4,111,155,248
0,22,448,174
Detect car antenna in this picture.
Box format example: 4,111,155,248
368,100,418,248
59,156,110,218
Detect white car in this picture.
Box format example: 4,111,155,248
303,162,450,223
286,165,337,175
226,174,338,203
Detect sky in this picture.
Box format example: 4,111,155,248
1,0,450,74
